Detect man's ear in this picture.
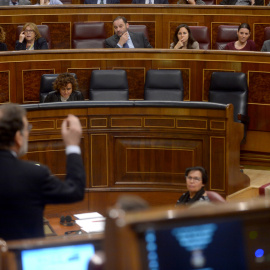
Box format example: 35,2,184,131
126,23,129,29
14,130,23,150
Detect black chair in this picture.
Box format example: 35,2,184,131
40,73,77,102
209,72,249,142
89,70,129,101
144,69,184,101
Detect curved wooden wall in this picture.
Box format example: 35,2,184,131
0,5,270,50
25,102,248,214
0,49,269,165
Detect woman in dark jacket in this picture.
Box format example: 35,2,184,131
15,22,48,50
44,73,84,103
176,166,210,205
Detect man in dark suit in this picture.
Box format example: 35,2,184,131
84,0,119,4
132,0,168,3
105,16,152,48
0,104,85,241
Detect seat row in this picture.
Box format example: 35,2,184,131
17,23,270,50
40,69,248,128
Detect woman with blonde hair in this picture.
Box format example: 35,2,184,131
0,26,7,51
15,22,48,50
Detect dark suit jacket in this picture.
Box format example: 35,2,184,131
132,0,168,3
105,31,152,48
261,40,270,52
44,90,84,103
0,150,85,240
0,42,7,51
219,0,263,5
84,0,119,3
15,37,48,50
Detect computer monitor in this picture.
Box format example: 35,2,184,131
105,198,270,270
6,234,103,270
133,202,270,270
20,243,95,270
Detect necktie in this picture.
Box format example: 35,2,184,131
149,0,152,3
123,43,129,48
100,0,104,3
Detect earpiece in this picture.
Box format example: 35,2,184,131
60,215,75,226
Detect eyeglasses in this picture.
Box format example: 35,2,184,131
24,30,34,34
186,176,202,182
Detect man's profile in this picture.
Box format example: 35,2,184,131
0,103,85,240
105,16,153,48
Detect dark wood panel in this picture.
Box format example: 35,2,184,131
114,136,203,186
21,104,248,215
210,136,225,191
91,134,108,187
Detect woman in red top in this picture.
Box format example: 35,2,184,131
224,23,256,51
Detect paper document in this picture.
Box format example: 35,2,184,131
74,212,104,220
75,219,105,233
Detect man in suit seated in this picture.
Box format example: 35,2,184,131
84,0,119,4
105,16,153,48
0,103,85,241
261,40,270,52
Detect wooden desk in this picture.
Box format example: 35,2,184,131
23,101,249,215
0,49,269,166
0,5,270,50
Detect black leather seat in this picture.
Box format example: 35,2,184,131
144,69,184,101
89,70,129,101
209,72,249,141
40,73,77,102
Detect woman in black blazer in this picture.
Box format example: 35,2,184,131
0,26,7,51
15,22,48,50
44,73,84,102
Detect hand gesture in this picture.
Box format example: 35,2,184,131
119,31,129,47
61,114,82,147
174,39,185,49
19,31,25,43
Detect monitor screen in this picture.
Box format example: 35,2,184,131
141,219,246,270
135,211,270,270
20,243,95,270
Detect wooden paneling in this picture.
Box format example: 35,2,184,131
0,6,270,50
0,49,270,165
23,104,248,217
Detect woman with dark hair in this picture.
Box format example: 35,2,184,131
170,24,199,49
176,166,210,205
15,22,48,50
44,73,84,102
224,23,256,51
0,26,7,51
